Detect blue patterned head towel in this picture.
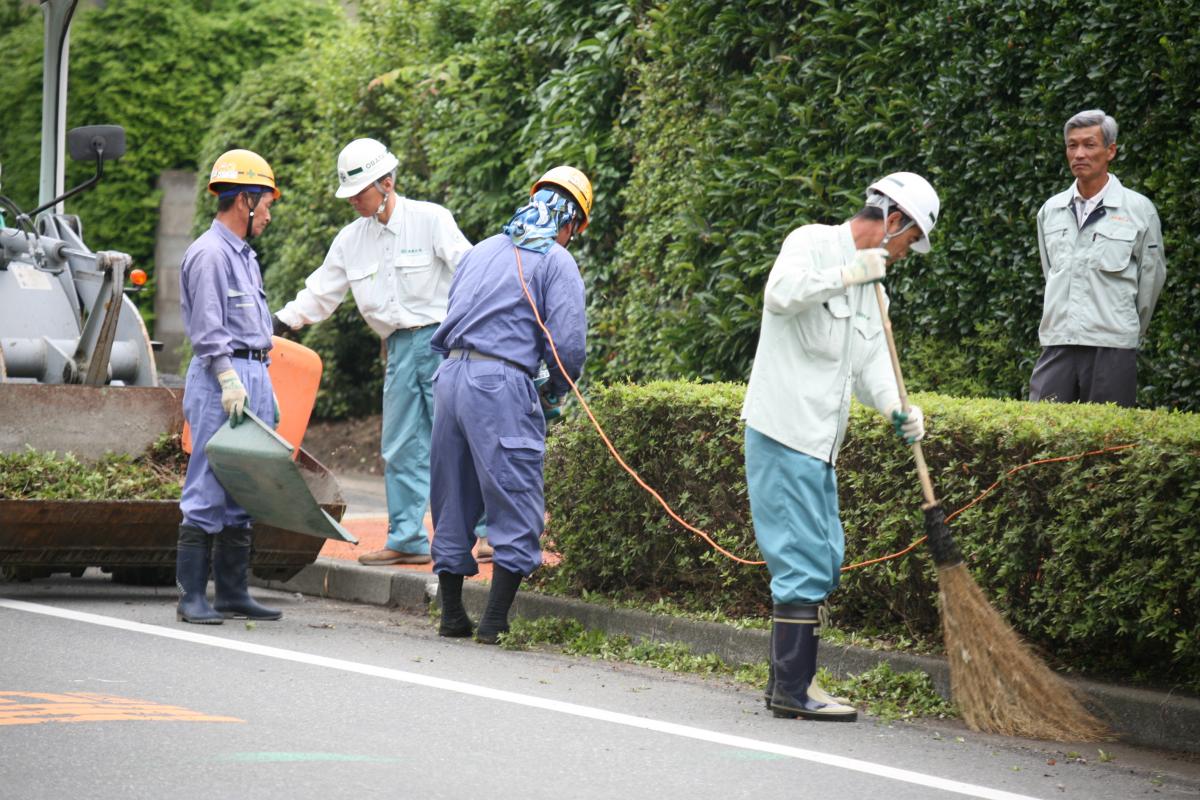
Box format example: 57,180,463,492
503,188,581,253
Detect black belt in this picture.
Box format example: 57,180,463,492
231,348,270,362
447,348,530,376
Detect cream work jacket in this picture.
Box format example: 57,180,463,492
1036,174,1165,349
742,222,900,465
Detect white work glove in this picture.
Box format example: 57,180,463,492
217,369,248,427
886,403,925,445
840,248,889,287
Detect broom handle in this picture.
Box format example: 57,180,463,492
873,282,939,508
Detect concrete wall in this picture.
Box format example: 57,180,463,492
151,169,196,374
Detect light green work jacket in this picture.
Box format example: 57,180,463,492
742,222,900,466
1036,174,1166,349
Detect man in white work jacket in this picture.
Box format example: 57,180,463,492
742,172,939,722
1029,109,1166,407
274,138,472,565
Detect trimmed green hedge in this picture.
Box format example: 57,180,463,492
543,382,1200,693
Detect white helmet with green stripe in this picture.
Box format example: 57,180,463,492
335,138,399,199
867,172,940,253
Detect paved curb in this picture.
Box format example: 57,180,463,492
256,557,1200,754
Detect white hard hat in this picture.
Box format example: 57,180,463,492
335,138,399,199
867,172,940,253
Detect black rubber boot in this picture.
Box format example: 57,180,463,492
769,603,856,722
438,573,473,637
213,527,282,621
808,606,851,706
475,565,522,645
175,524,222,625
764,629,775,709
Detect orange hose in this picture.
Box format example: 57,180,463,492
515,247,761,565
515,246,1139,572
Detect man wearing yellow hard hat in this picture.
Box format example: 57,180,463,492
176,148,282,625
428,166,593,644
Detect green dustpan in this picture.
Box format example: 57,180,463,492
205,409,357,543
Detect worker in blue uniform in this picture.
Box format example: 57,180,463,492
429,166,594,644
176,149,283,625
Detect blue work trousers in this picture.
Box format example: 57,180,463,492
381,325,442,554
429,356,545,577
744,425,844,605
180,358,274,534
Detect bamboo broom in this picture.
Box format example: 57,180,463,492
873,283,1109,741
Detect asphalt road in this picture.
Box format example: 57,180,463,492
2,574,1197,800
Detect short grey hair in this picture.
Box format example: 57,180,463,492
1064,109,1118,147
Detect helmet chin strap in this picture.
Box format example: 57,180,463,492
244,191,263,241
372,178,390,220
877,195,915,249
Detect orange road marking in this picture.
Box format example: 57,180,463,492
0,692,243,726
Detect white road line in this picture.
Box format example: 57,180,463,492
0,598,1043,800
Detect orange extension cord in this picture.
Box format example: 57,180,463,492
514,246,1139,573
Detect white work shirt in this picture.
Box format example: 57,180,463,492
1070,175,1110,229
742,222,900,465
276,197,471,338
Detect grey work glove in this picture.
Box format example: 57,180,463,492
217,369,248,427
840,248,889,287
886,404,925,445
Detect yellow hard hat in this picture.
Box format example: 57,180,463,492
531,166,592,232
207,149,280,199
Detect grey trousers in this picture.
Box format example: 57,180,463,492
1028,345,1137,407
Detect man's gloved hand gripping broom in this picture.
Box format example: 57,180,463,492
873,284,1109,741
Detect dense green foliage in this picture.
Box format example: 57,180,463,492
194,0,635,416
204,0,1200,415
610,0,1200,407
0,0,339,320
543,382,1200,693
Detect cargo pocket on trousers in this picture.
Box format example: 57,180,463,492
497,435,544,492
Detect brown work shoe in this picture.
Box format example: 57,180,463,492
357,548,431,566
475,540,494,563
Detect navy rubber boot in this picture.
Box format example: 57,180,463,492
175,525,222,625
213,527,282,621
764,631,775,709
438,573,473,637
769,603,856,722
475,566,522,645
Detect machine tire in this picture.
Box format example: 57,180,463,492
1,566,51,582
110,566,176,586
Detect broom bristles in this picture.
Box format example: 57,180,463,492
938,563,1111,741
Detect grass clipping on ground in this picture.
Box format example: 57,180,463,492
500,616,955,722
0,435,186,501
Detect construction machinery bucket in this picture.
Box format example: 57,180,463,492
0,445,347,583
0,383,185,460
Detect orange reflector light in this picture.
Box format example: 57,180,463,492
129,268,147,286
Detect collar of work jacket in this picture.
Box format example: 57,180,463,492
741,222,901,465
1049,173,1126,230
